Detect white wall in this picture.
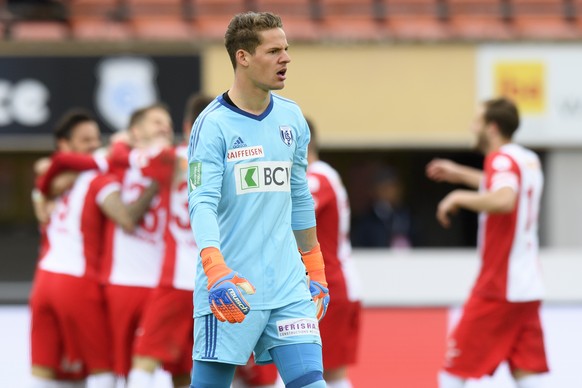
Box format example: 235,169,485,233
353,248,582,306
545,151,582,248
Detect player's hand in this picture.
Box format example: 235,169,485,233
138,147,176,187
202,247,255,323
208,272,256,323
299,244,329,321
308,278,330,321
426,158,461,184
436,191,461,228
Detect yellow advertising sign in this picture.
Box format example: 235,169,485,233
494,62,545,114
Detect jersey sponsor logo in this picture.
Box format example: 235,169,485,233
189,161,202,192
276,318,319,337
227,288,249,314
279,125,294,146
234,161,291,194
226,146,264,162
232,136,247,149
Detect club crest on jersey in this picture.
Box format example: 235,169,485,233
279,125,293,146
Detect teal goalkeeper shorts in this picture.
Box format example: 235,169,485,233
193,298,322,365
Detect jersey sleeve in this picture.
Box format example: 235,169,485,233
92,174,122,206
36,151,102,196
484,152,520,193
307,172,334,217
187,116,225,250
290,115,316,230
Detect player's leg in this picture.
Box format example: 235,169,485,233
254,300,324,387
438,371,465,388
104,285,151,378
129,287,193,388
324,368,350,388
192,312,268,388
319,299,361,388
127,356,159,388
191,360,236,388
235,355,278,388
514,373,544,388
62,279,115,388
508,301,549,388
270,343,325,388
440,295,522,387
30,271,62,384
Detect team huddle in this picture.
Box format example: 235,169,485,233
28,10,547,388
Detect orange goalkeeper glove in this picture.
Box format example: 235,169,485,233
201,247,256,323
300,244,330,321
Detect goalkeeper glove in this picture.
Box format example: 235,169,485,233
300,244,330,321
201,247,255,323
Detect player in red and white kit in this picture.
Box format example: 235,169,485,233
305,117,362,388
426,97,548,388
127,94,213,388
29,110,157,388
100,104,176,382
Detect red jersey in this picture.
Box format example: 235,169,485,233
473,143,545,302
101,147,171,288
158,145,198,290
38,171,120,280
307,160,360,301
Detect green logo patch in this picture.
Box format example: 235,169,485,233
240,166,259,190
189,161,202,192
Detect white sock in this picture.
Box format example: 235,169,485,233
438,371,465,388
126,369,154,388
88,372,116,388
30,376,59,388
327,378,352,388
516,374,544,388
55,381,87,388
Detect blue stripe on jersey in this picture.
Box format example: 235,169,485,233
203,315,218,359
190,99,221,157
272,93,299,106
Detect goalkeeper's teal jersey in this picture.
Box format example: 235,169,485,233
187,93,316,317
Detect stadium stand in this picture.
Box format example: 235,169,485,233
1,0,582,41
126,0,191,40
68,0,131,40
447,0,514,40
252,0,320,40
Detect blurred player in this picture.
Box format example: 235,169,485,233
187,11,329,388
426,97,549,388
29,109,157,388
100,104,176,384
305,117,361,387
126,94,213,388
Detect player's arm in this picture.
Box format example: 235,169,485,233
188,117,255,324
292,117,329,320
426,158,483,189
294,227,330,321
37,152,103,196
32,157,53,224
436,187,517,228
99,182,159,233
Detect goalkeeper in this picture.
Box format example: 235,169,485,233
187,12,329,388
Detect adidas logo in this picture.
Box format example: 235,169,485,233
232,137,247,149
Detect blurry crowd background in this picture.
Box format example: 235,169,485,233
2,0,582,302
